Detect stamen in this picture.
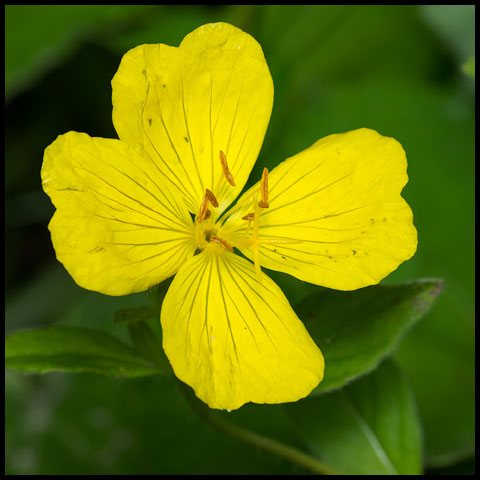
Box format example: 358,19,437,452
203,209,211,220
198,193,209,223
220,150,236,186
241,212,254,236
258,167,269,208
210,236,234,253
205,188,219,208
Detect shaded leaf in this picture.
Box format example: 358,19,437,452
127,321,171,374
287,360,422,475
296,279,444,394
114,305,158,324
5,326,163,377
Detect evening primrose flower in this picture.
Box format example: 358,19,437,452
41,22,417,410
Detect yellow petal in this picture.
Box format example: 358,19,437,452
42,131,196,295
161,249,324,410
220,128,418,290
111,22,273,216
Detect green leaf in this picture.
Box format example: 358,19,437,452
287,360,422,475
296,279,444,394
5,326,163,377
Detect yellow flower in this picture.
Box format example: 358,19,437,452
41,22,417,410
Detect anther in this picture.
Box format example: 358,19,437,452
242,213,254,221
203,209,211,220
198,193,209,223
205,188,219,208
220,151,236,187
210,236,234,253
258,167,269,208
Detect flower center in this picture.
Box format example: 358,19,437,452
193,155,299,278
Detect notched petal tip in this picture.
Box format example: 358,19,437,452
222,128,417,291
161,251,324,410
42,132,195,296
112,21,273,216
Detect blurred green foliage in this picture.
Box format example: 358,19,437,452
5,5,474,475
463,56,475,78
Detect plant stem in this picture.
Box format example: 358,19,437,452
180,383,338,475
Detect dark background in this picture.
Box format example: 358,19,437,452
5,5,474,474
